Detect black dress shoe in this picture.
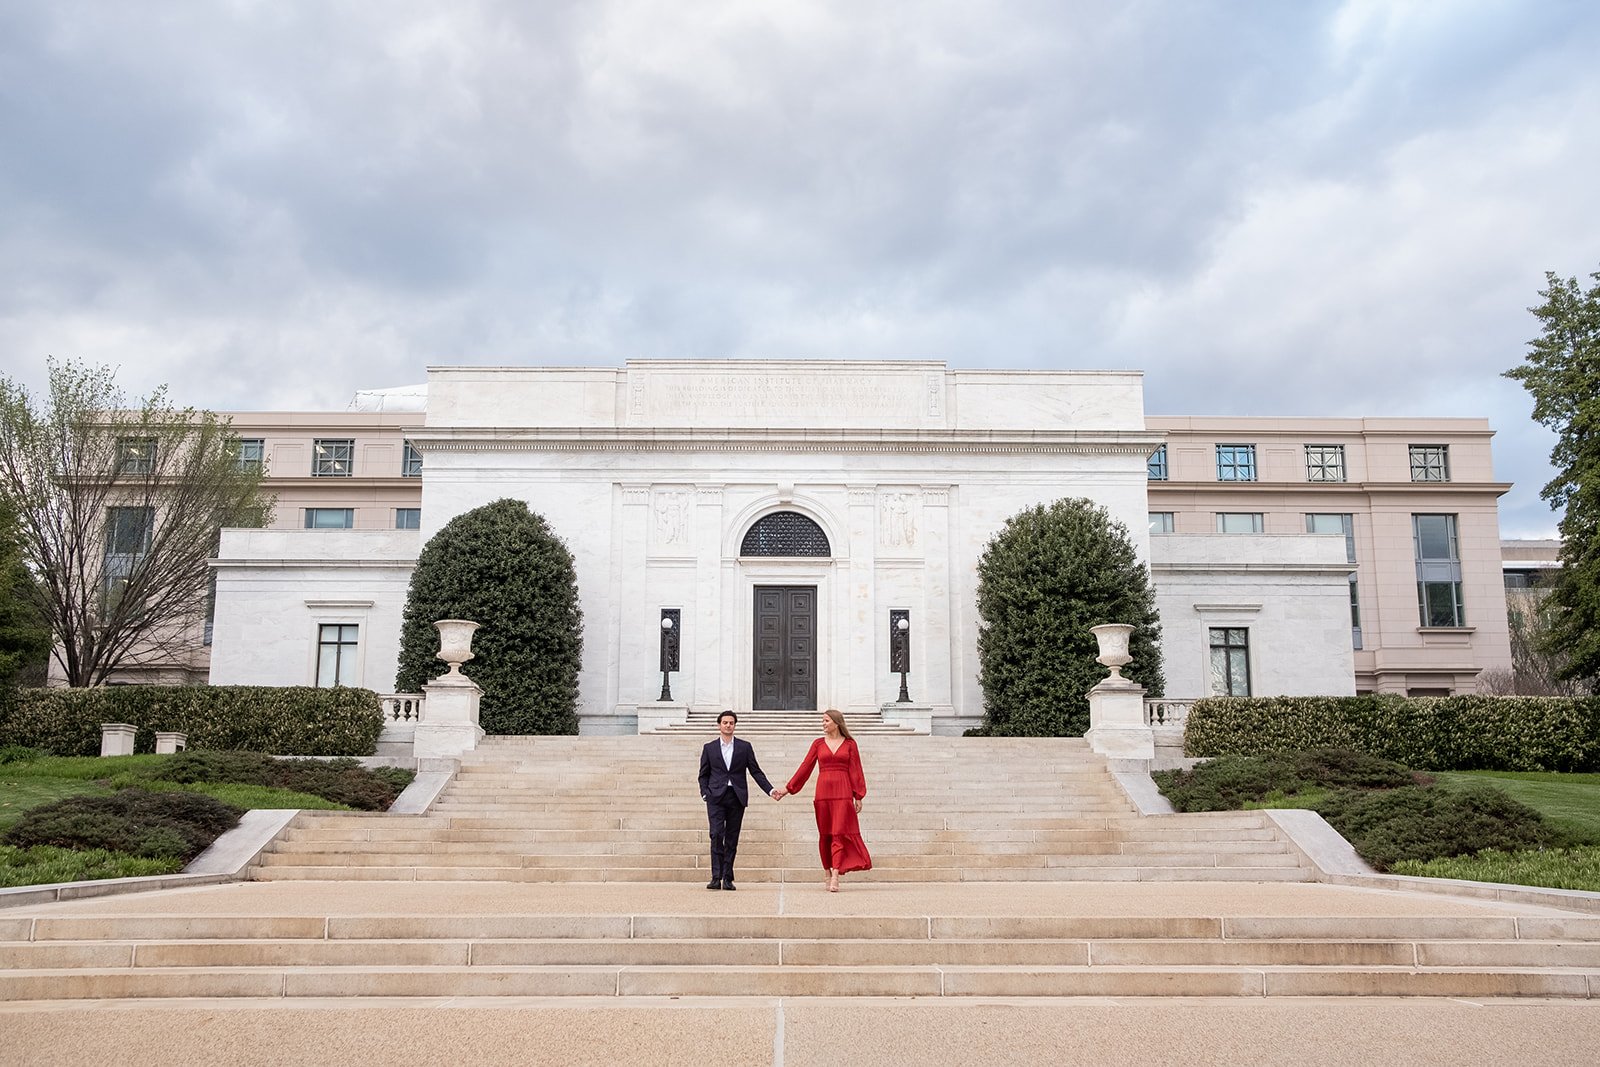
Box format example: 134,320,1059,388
706,879,722,890
722,879,736,891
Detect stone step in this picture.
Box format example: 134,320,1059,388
254,850,1305,870
10,937,1600,971
0,964,1592,1000
266,837,1294,856
247,865,1314,882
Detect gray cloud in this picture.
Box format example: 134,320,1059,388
1,0,1595,536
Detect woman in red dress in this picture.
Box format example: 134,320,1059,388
774,708,871,892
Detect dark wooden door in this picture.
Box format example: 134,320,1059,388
753,586,817,711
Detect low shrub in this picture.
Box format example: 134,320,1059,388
0,686,384,757
1154,748,1416,811
3,789,242,862
114,751,411,811
0,744,43,765
1185,695,1600,772
1316,785,1565,871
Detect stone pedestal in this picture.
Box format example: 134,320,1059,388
154,732,188,754
636,702,690,733
879,703,933,734
100,723,137,757
414,678,484,760
1084,679,1154,760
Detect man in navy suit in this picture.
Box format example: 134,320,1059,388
698,710,776,890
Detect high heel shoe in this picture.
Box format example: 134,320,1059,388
827,871,840,893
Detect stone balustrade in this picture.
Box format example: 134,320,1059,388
1144,698,1195,726
379,694,426,724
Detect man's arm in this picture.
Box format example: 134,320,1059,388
744,741,776,797
697,744,712,799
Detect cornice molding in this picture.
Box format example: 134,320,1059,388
406,428,1164,457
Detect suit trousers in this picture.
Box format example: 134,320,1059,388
706,791,746,882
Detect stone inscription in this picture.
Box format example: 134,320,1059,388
645,373,925,422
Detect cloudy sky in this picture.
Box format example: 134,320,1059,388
2,1,1596,536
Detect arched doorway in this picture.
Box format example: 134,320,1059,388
740,512,830,710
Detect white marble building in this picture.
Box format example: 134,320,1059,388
210,360,1356,734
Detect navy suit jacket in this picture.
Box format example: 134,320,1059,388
699,737,775,807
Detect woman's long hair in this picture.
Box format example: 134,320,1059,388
823,708,853,741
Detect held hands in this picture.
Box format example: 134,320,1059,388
771,788,787,801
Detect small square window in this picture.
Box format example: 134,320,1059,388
229,438,265,472
1215,445,1256,481
312,439,354,477
305,508,354,529
1305,445,1346,482
115,438,157,476
1149,512,1175,534
395,508,420,530
1216,512,1264,534
1147,445,1168,481
403,442,422,477
1409,445,1450,482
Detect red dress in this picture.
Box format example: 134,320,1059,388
786,737,872,874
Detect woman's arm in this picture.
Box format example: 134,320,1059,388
786,739,821,795
848,739,867,801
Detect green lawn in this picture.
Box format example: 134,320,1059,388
1431,771,1600,844
1391,845,1600,893
0,777,111,831
0,752,365,886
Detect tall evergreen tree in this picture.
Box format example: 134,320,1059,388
976,498,1163,736
0,498,51,686
395,498,583,734
1505,266,1600,692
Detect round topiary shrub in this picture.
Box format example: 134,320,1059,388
395,499,583,735
976,498,1163,736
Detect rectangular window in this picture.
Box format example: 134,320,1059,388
312,439,354,477
304,508,355,529
104,506,154,601
1409,445,1450,482
316,624,359,687
1209,627,1251,696
1215,444,1256,481
1216,512,1264,534
1306,513,1361,648
1414,513,1465,627
395,508,421,530
115,437,157,476
1305,513,1356,563
229,438,265,472
1147,445,1168,481
403,442,422,477
1148,512,1175,534
1305,444,1346,482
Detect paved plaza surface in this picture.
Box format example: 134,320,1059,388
3,879,1599,1065
3,992,1599,1066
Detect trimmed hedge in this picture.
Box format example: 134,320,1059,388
1185,695,1600,772
0,686,384,757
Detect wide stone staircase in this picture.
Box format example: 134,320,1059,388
251,735,1311,883
2,734,1597,1002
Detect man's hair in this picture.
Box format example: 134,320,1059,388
717,710,738,724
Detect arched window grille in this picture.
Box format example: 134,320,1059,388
740,511,831,557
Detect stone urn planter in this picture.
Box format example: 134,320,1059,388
434,619,481,680
1089,623,1135,681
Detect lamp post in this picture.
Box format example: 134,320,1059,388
889,610,911,703
658,609,681,702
